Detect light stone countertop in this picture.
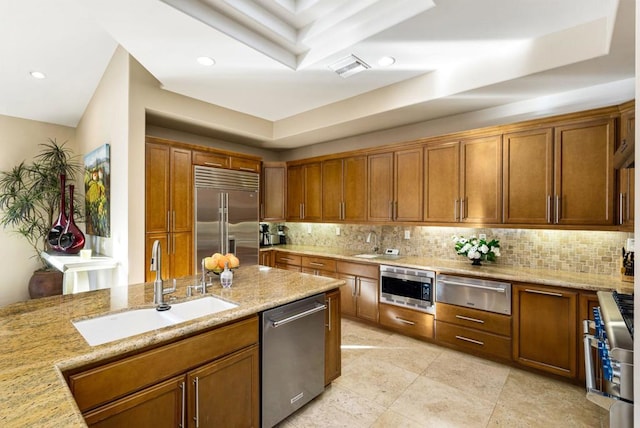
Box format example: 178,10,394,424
263,245,635,294
0,265,343,427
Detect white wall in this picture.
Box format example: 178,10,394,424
0,115,76,306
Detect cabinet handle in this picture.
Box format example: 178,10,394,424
357,279,362,296
327,298,332,331
166,233,171,255
454,199,459,221
394,201,398,220
173,234,176,255
524,288,563,297
342,201,346,220
455,314,485,324
619,192,625,225
239,167,256,172
460,198,466,220
172,211,176,231
554,195,560,224
260,203,264,219
281,257,293,262
166,211,170,231
309,262,324,267
455,335,484,346
204,161,222,167
546,195,552,224
193,377,200,428
395,317,415,325
180,381,185,428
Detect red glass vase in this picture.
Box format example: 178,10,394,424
58,184,85,254
47,174,68,251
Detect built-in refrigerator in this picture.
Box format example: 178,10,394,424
194,165,259,272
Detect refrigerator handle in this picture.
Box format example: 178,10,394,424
229,237,236,255
224,193,230,254
219,192,225,254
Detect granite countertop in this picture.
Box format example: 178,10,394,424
0,265,343,427
262,245,635,294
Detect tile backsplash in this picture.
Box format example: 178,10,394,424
269,222,632,276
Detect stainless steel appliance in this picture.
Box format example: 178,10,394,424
261,294,327,428
436,274,511,315
380,265,435,314
583,291,633,428
260,222,271,247
194,166,259,272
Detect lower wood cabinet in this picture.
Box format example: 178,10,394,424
336,261,379,323
512,283,578,378
434,302,511,360
274,251,302,271
325,289,341,385
302,255,337,278
379,303,433,340
259,249,274,267
67,316,259,427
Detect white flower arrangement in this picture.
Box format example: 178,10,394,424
452,235,500,262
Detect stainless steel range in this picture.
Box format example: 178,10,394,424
583,291,634,428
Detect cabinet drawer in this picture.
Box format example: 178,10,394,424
230,157,261,173
336,261,378,279
301,256,337,272
193,151,229,168
436,302,511,337
69,316,258,412
435,320,511,360
379,304,433,340
302,267,338,278
274,252,301,266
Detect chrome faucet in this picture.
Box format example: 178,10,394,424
150,240,175,311
366,232,379,254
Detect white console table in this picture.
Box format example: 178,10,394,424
42,252,118,294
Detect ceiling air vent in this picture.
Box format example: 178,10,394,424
328,55,370,78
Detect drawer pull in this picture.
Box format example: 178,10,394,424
309,262,324,267
204,161,223,167
455,314,485,324
395,317,416,326
280,257,293,262
239,167,256,172
440,280,506,293
524,288,563,297
455,335,484,346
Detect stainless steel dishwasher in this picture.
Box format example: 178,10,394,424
261,293,327,428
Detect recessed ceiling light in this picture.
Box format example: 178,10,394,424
30,71,46,79
377,56,396,67
197,56,215,66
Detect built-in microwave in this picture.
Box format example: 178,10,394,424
380,265,435,314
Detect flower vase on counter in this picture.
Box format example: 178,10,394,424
47,174,68,251
58,184,85,254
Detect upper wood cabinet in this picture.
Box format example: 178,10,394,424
503,128,554,224
460,135,502,224
618,106,634,228
261,162,286,221
192,150,261,173
368,148,423,222
554,118,615,225
287,163,322,221
192,150,229,169
424,141,460,222
322,156,367,222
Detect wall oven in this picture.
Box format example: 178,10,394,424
583,291,633,428
380,265,435,314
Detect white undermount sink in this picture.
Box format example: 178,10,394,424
72,296,238,346
353,254,379,259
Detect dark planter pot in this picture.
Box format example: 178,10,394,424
28,270,63,299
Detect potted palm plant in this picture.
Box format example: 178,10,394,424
0,139,83,298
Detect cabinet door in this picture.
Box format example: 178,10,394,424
357,277,379,323
343,155,367,222
338,274,357,317
394,148,423,221
287,165,304,220
325,289,341,385
145,144,170,234
322,159,343,221
554,118,615,225
170,147,192,233
503,129,553,224
261,163,286,221
303,162,323,221
259,250,274,267
618,168,635,227
84,376,185,428
145,233,169,282
188,345,259,428
368,153,394,221
170,231,192,279
460,135,502,223
424,142,460,222
513,284,577,378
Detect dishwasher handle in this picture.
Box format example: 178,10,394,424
272,303,327,328
439,279,507,293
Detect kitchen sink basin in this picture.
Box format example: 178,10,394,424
73,296,238,346
353,254,379,259
352,253,404,261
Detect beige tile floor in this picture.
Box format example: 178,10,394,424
278,318,607,428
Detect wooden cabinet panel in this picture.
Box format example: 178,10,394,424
436,302,511,337
145,231,192,282
343,156,367,221
301,256,337,273
618,167,635,227
554,119,615,225
336,261,378,278
145,144,170,234
261,162,286,221
286,163,322,221
435,321,511,360
259,249,274,267
424,142,459,222
192,151,229,169
339,274,357,318
170,148,192,232
379,304,433,340
187,345,259,428
322,159,343,221
325,289,341,385
274,252,301,266
368,153,394,221
395,148,423,221
286,165,304,220
460,135,502,223
230,157,261,173
145,233,170,283
357,276,379,323
513,284,577,378
503,128,553,224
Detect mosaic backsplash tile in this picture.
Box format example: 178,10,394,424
267,222,632,276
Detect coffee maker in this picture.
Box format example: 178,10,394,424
260,223,271,247
276,224,286,245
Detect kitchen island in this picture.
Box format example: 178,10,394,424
0,265,342,427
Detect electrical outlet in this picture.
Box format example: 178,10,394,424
307,224,312,234
479,233,487,240
404,230,411,240
627,238,635,252
336,227,341,236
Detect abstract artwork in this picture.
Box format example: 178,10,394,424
84,144,110,237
